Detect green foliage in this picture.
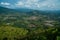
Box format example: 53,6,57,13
57,36,60,40
0,26,28,40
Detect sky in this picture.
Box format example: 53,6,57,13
0,0,60,10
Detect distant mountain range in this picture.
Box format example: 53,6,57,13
0,6,15,13
0,6,33,13
0,6,60,14
0,6,60,22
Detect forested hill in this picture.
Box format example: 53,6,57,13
0,6,60,40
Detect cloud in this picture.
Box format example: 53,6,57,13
15,1,24,6
15,0,40,8
15,0,47,8
0,0,60,10
12,0,60,10
0,2,10,6
0,2,16,9
25,5,31,7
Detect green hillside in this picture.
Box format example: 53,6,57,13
0,7,60,40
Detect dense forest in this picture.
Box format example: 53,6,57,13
0,7,60,40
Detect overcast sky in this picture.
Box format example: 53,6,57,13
0,0,60,10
